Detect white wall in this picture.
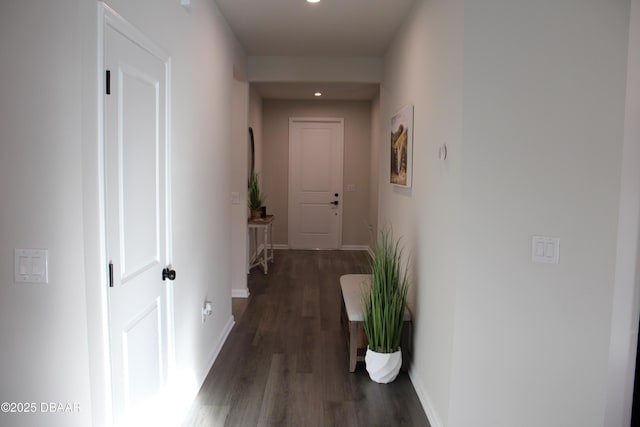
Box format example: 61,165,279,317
231,78,249,298
380,0,633,426
248,56,382,83
1,1,247,426
369,95,380,236
0,2,92,426
249,87,264,177
451,1,628,426
378,1,462,425
245,86,265,268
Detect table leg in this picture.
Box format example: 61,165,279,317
253,228,257,272
269,223,274,264
263,225,268,274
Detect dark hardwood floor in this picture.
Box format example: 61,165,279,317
183,250,430,427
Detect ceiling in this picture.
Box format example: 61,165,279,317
215,0,416,100
252,82,379,101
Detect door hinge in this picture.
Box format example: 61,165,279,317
108,261,114,288
105,70,111,95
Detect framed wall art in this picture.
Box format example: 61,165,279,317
390,104,413,187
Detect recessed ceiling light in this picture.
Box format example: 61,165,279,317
314,92,322,97
307,0,320,3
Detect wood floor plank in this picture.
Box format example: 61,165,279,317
184,250,430,427
256,353,295,427
324,401,359,427
289,372,324,427
296,315,319,374
181,404,229,427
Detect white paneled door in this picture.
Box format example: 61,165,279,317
288,118,344,249
104,8,173,424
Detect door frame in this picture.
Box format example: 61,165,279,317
288,117,344,249
97,3,175,422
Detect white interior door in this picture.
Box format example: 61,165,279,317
288,118,344,249
104,10,173,424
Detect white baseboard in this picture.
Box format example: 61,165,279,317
408,368,443,427
176,316,234,425
199,315,235,384
271,244,370,251
340,245,370,251
232,288,250,298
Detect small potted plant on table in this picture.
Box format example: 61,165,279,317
248,172,265,219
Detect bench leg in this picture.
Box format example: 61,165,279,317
401,321,411,371
349,322,358,372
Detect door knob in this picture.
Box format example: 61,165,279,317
330,201,339,206
162,267,176,281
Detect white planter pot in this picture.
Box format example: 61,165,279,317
365,347,402,383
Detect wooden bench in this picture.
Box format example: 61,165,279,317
340,274,412,372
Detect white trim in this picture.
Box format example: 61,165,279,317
174,315,235,425
104,5,170,62
198,316,235,384
408,368,443,427
339,245,370,251
91,3,114,424
271,245,370,252
164,48,176,405
232,289,250,298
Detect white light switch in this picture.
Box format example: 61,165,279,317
535,242,544,257
14,249,49,283
18,255,29,275
531,236,559,264
230,192,240,205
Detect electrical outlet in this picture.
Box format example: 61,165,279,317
202,300,213,323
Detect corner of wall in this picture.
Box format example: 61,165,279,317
604,0,640,425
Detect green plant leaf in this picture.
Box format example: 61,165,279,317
362,226,409,353
248,171,265,211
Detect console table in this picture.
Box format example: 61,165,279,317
248,215,274,274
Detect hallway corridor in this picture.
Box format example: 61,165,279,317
184,250,429,426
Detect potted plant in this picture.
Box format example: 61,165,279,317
362,227,409,383
248,171,265,219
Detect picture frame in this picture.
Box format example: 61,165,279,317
390,104,414,188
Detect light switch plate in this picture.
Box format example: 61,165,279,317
14,249,49,283
231,192,240,204
531,236,559,264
